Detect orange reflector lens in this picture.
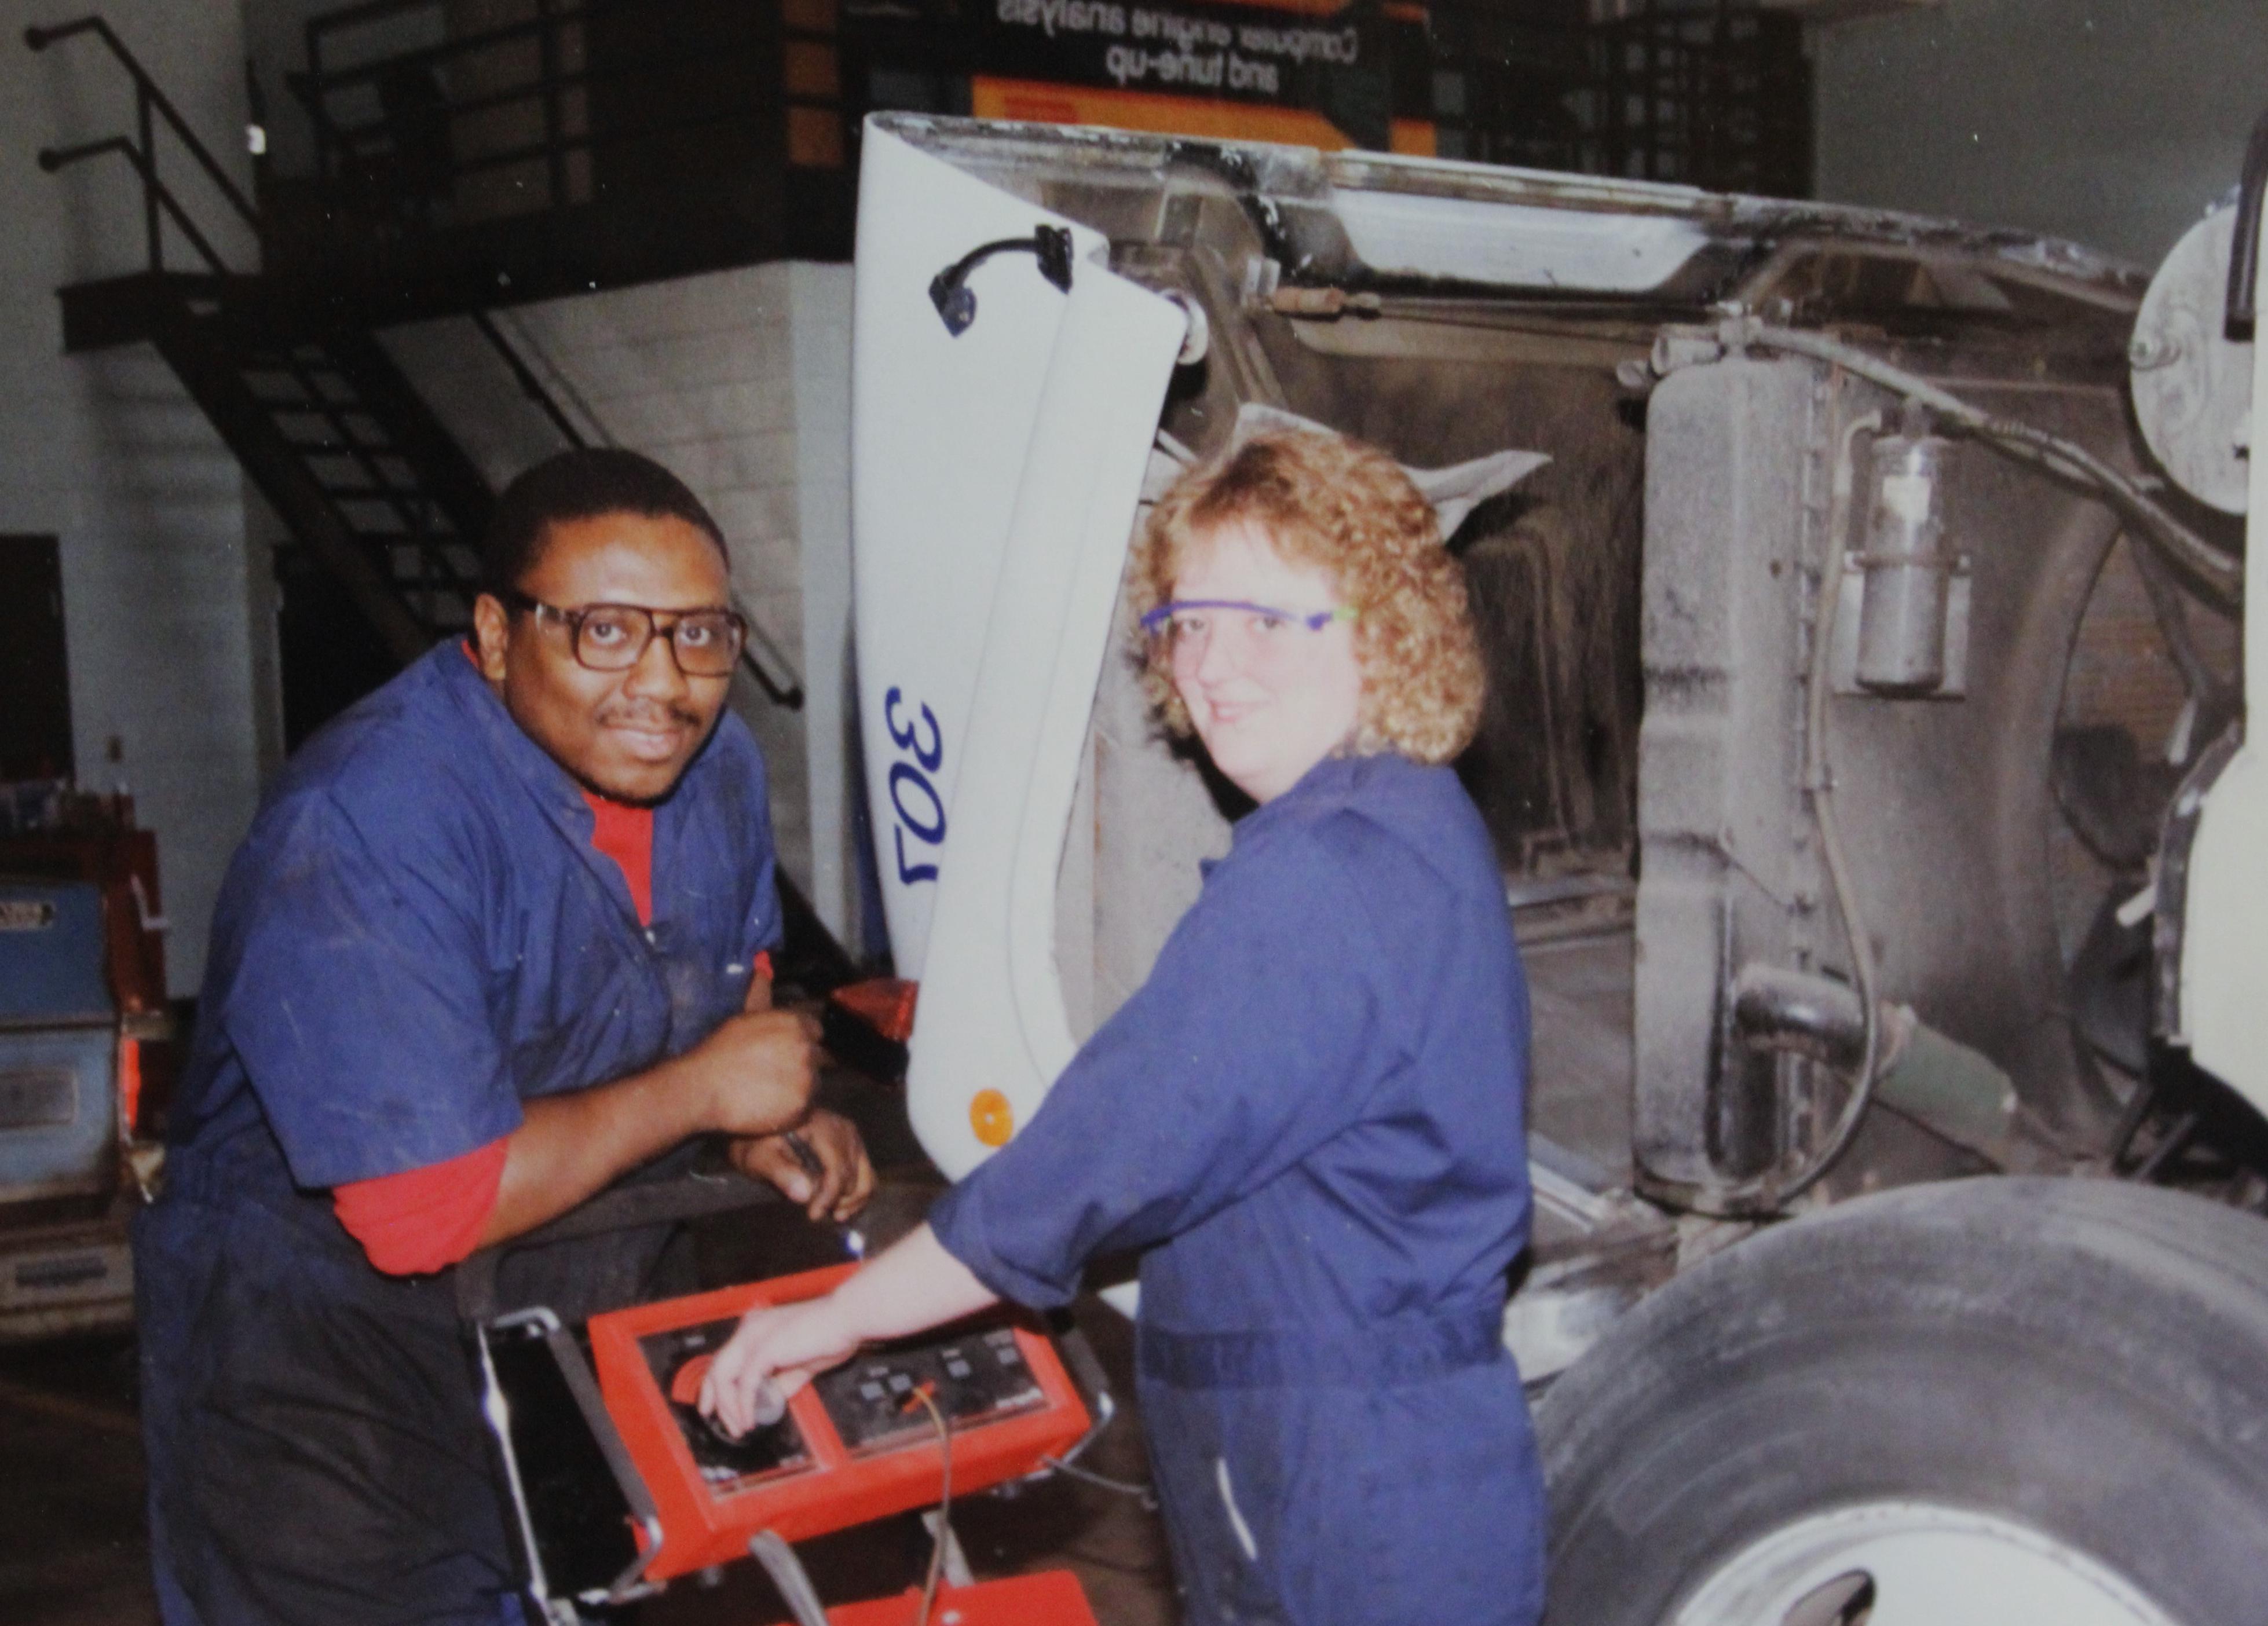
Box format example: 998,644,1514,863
829,977,919,1043
970,1089,1014,1148
118,1036,143,1139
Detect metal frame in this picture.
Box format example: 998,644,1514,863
476,1308,666,1620
292,0,846,219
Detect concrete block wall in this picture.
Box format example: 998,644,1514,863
382,263,861,950
1812,0,2268,268
5,0,272,994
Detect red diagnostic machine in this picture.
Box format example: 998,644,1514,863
590,1263,1091,1576
480,1263,1102,1625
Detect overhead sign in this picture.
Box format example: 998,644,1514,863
977,0,1393,145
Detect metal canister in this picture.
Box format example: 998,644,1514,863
1856,431,1952,695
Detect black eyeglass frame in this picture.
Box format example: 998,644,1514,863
496,589,748,677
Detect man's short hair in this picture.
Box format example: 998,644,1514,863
481,448,730,596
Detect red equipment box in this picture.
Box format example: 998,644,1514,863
587,1263,1091,1582
827,1570,1099,1625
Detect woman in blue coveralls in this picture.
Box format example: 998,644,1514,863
704,427,1545,1624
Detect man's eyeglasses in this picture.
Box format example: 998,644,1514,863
499,591,747,677
1138,599,1356,666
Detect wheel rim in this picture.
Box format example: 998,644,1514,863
1670,1502,2182,1626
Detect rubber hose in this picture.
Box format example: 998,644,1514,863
2225,106,2268,339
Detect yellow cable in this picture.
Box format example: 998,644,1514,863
910,1386,953,1626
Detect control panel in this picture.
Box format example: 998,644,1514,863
587,1263,1090,1581
817,1324,1049,1451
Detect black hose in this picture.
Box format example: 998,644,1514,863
1668,409,1885,1220
1737,321,2240,610
2225,107,2268,339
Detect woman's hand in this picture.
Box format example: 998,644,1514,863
698,1295,862,1439
698,1225,1003,1438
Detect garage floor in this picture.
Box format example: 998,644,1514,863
1524,926,1636,1182
0,1067,1180,1626
0,1331,152,1626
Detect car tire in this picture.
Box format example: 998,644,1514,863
1535,1177,2268,1625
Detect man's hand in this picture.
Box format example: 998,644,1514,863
478,1004,815,1250
730,1109,875,1222
674,1008,821,1137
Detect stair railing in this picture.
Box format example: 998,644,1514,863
30,14,807,715
470,310,590,454
25,16,259,277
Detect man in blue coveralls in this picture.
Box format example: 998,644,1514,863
133,448,873,1626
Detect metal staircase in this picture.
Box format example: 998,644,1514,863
62,272,493,663
29,15,856,980
30,18,489,666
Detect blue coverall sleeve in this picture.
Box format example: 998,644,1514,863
928,826,1403,1308
218,790,522,1189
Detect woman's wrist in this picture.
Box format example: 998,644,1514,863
813,1287,867,1357
813,1224,1000,1353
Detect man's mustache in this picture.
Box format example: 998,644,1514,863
597,700,704,730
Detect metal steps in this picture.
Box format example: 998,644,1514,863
60,272,489,663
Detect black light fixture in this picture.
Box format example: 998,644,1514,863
928,225,1074,337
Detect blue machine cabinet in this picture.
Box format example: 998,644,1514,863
0,881,118,1204
0,878,137,1341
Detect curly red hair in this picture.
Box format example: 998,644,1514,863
1130,428,1483,765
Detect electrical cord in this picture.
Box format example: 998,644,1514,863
908,1386,952,1626
1038,1453,1161,1511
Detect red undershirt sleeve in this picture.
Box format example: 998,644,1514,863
334,1134,510,1276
